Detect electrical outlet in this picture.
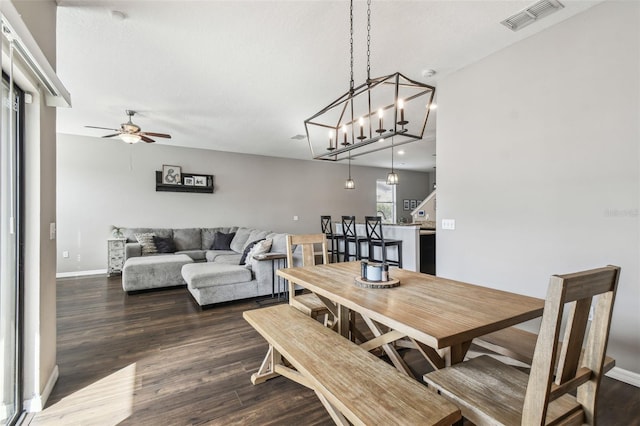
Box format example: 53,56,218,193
76,254,81,262
293,216,299,221
441,219,456,230
62,251,69,258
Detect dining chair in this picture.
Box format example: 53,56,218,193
424,265,620,426
338,215,367,262
320,215,340,263
285,234,331,321
363,216,403,267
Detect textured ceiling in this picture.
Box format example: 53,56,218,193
56,0,602,171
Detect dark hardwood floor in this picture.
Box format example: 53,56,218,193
30,275,639,425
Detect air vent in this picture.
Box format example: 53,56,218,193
290,134,306,140
501,0,564,32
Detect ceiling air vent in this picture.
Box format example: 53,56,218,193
501,0,564,32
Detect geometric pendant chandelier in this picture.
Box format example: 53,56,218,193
304,0,436,162
304,72,436,162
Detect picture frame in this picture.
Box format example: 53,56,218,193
193,175,207,186
410,199,417,210
183,176,194,186
162,165,182,185
403,199,410,211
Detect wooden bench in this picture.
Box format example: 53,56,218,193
244,304,461,426
474,326,615,372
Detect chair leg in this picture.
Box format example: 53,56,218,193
397,244,402,268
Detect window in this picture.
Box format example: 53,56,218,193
376,180,396,224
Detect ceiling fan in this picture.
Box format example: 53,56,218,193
85,110,172,144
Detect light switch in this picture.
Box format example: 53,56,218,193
293,216,299,221
49,222,56,240
441,219,456,230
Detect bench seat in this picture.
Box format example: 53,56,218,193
243,304,461,426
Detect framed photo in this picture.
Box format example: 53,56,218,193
162,165,181,185
403,199,410,211
410,199,417,210
183,176,194,186
193,175,207,186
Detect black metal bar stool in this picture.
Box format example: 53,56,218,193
320,215,339,263
364,216,403,268
338,216,367,262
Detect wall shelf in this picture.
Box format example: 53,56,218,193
155,171,214,193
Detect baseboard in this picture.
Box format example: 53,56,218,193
606,366,640,388
56,269,106,278
24,365,59,412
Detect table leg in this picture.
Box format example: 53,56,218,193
337,305,350,338
449,341,472,365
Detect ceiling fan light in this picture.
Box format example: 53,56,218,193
120,133,141,144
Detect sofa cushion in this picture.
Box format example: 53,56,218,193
135,233,158,255
244,229,270,250
211,231,236,250
230,228,252,253
173,228,201,251
206,250,237,262
212,254,243,264
239,238,265,265
122,254,193,291
266,232,288,254
182,263,252,289
248,239,273,270
124,227,172,243
154,236,176,253
202,227,237,250
175,250,207,262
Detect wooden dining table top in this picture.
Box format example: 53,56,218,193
277,261,544,350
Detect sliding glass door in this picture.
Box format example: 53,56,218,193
0,73,24,425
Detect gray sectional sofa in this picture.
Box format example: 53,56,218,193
120,226,288,307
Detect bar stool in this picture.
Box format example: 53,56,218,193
320,215,339,262
338,216,367,262
364,216,403,268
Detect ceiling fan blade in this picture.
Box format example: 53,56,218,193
140,132,172,138
101,133,121,138
141,135,156,143
86,125,120,131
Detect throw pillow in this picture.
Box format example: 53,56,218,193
211,231,236,250
154,236,176,253
135,232,158,255
239,238,265,265
248,239,273,270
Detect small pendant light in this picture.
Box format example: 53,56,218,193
345,153,355,189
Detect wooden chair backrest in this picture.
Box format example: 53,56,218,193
320,216,333,235
285,233,330,268
364,216,384,242
523,265,620,425
341,216,357,238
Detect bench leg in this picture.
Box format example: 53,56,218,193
315,391,350,426
251,345,282,385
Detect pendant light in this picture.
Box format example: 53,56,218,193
304,0,436,162
345,153,355,189
386,139,399,185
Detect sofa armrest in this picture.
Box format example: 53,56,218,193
125,243,142,260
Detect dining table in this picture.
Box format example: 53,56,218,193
276,261,545,377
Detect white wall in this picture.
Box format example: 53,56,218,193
437,1,639,374
56,133,431,273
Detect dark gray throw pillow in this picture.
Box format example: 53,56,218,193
239,238,265,265
154,236,176,253
211,231,236,250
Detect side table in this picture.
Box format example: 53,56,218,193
254,252,288,304
107,238,127,277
